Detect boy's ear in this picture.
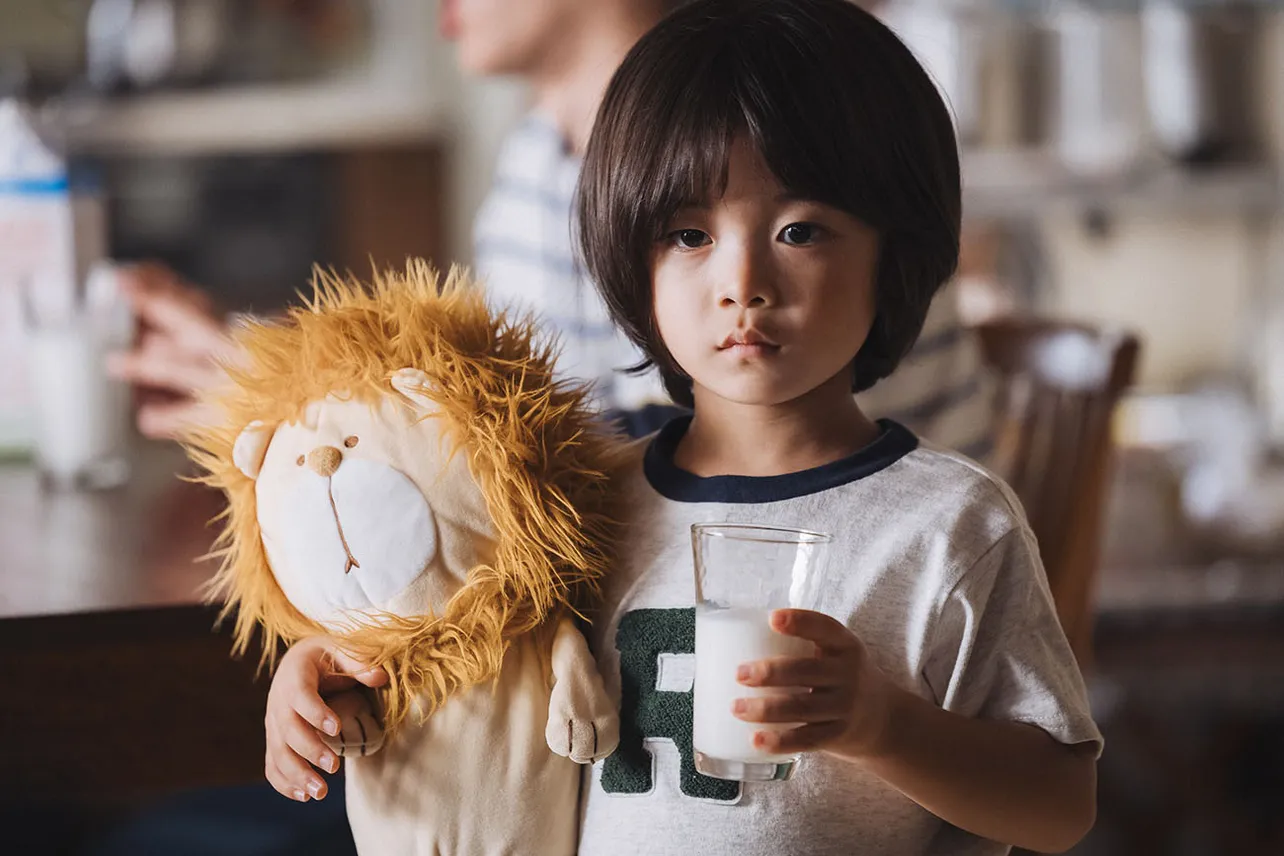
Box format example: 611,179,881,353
233,420,275,480
390,368,434,413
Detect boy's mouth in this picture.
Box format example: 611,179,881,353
719,329,780,353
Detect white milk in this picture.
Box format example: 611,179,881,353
693,606,815,763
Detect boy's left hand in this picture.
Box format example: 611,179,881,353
732,608,899,762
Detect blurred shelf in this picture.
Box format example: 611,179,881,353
56,78,450,157
963,149,1283,220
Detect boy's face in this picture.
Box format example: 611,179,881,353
440,0,577,76
650,138,879,409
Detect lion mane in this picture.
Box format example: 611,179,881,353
184,261,622,731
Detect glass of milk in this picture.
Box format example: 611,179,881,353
691,523,833,782
22,263,134,490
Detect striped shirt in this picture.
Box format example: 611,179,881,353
474,113,667,416
858,282,995,461
474,112,992,457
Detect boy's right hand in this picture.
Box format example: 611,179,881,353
264,635,388,802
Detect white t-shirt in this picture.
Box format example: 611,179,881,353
577,418,1101,856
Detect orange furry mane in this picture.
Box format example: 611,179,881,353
185,261,622,730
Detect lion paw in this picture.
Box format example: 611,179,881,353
319,690,386,758
546,679,620,764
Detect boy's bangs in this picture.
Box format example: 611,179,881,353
636,83,741,238
629,42,891,239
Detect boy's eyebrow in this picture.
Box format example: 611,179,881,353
669,201,710,216
775,192,822,205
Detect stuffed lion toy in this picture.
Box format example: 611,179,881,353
185,262,623,855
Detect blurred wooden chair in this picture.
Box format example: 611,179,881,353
975,317,1141,671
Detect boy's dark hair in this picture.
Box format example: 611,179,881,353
576,0,961,408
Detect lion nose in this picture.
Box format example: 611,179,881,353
307,446,343,477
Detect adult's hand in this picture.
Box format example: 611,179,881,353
105,262,240,440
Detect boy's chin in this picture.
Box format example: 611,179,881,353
694,378,808,409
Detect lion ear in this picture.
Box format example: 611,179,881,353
390,368,434,413
233,420,276,480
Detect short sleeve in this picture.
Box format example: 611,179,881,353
922,526,1103,758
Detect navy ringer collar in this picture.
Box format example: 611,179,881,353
644,416,919,504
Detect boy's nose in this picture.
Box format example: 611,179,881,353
307,446,343,477
718,246,775,309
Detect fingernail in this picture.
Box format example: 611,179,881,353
323,717,339,737
292,789,307,802
320,753,337,774
736,665,753,682
307,780,324,799
731,699,747,715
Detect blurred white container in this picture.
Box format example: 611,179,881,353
24,262,134,490
1047,2,1149,177
1142,0,1263,165
881,0,989,145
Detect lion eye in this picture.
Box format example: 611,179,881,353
296,455,305,467
344,435,359,448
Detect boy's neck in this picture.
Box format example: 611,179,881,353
675,375,881,478
527,5,662,156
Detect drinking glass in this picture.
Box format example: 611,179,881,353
691,523,832,782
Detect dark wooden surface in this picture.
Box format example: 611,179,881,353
0,606,269,804
0,443,268,804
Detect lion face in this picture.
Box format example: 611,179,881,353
233,370,495,630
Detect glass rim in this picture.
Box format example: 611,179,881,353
691,523,833,545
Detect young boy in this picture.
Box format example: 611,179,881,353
262,2,1049,850
571,1,1101,853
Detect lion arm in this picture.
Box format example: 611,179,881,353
544,616,620,764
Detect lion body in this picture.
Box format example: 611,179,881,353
185,263,623,855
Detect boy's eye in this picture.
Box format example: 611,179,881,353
779,223,822,245
670,228,711,249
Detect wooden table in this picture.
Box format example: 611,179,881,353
0,442,269,807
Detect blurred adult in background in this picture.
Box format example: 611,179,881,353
109,0,992,456
109,0,688,442
105,262,241,439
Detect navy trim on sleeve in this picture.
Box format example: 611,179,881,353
643,416,919,504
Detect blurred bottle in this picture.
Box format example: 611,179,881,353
1141,0,1262,166
1047,0,1148,177
880,0,988,147
0,94,109,456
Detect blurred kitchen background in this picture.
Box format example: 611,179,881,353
1,1,1283,854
